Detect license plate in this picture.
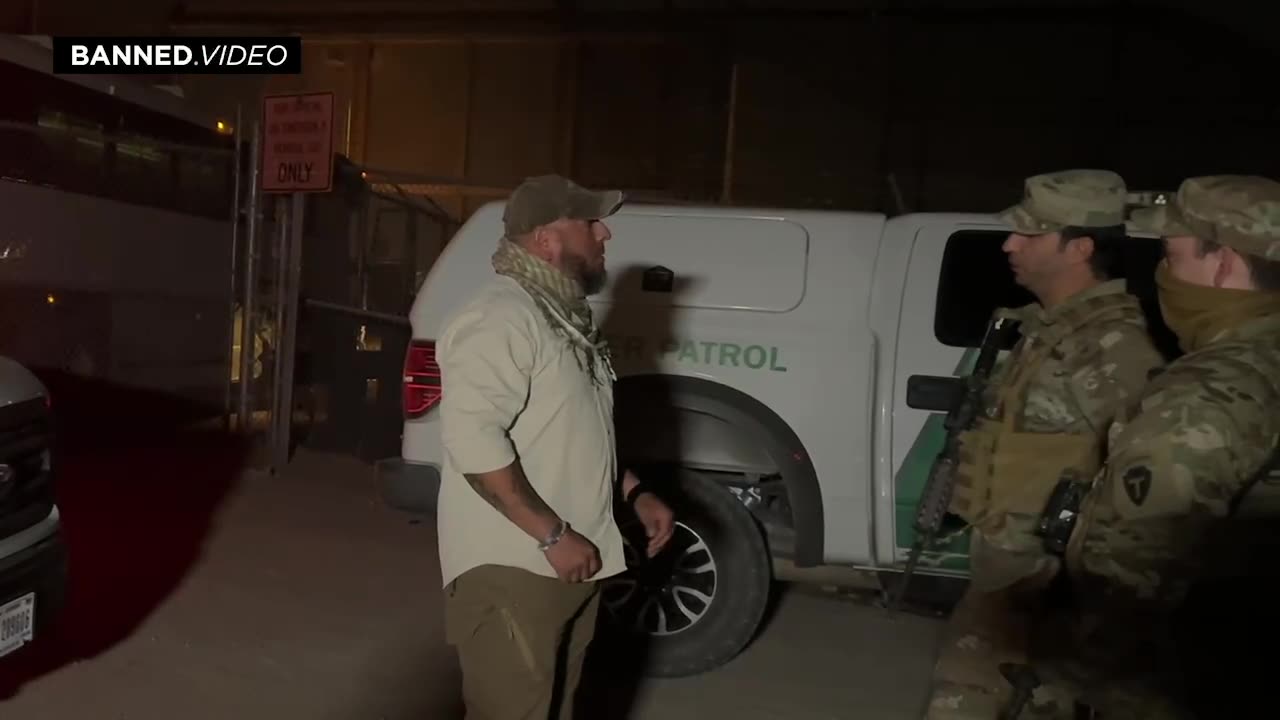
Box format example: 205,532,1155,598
0,592,35,658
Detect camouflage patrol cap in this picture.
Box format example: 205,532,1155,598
998,169,1128,234
1128,175,1280,260
502,174,625,237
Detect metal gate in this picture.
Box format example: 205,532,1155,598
232,139,457,471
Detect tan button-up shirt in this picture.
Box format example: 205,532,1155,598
436,275,626,588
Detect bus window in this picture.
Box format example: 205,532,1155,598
1,52,232,220
0,122,46,184
37,109,108,197
119,99,232,220
176,151,232,220
114,132,174,209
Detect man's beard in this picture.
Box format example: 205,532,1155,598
565,252,607,295
582,267,607,295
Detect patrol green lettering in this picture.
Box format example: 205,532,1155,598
678,340,700,363
718,343,742,367
742,345,767,369
629,335,788,372
769,346,788,372
738,345,789,372
700,341,720,364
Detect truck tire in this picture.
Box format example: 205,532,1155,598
600,466,772,678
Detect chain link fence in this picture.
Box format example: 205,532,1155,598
237,160,459,465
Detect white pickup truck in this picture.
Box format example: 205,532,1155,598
378,199,1184,677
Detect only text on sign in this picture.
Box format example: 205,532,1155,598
261,91,335,193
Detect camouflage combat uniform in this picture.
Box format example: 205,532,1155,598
1029,175,1280,719
924,170,1165,719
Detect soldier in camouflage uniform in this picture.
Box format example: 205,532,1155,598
1025,175,1280,719
923,170,1166,719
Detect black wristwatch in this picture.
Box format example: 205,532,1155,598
624,482,652,505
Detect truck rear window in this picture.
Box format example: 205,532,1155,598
933,229,1175,358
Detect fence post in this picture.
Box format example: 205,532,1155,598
271,193,306,474
237,118,262,434
223,102,243,432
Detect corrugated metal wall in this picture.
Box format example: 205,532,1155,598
211,11,1279,223
258,35,732,220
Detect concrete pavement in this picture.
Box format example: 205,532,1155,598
0,446,943,719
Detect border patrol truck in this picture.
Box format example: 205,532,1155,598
379,199,1178,677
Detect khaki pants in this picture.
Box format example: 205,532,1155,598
445,564,601,720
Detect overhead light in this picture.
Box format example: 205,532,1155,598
216,120,233,135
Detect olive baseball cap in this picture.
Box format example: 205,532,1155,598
998,168,1128,234
1128,175,1280,260
502,174,625,237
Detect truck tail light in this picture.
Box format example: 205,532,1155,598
403,339,442,419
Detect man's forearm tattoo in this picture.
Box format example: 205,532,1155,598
465,474,505,511
465,472,555,520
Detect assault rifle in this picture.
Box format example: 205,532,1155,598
885,313,1020,616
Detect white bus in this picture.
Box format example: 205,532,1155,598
0,35,238,423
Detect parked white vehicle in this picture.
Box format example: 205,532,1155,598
0,356,66,663
379,198,1180,677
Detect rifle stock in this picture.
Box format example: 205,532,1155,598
885,314,1019,615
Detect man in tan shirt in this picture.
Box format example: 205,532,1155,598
437,174,675,720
